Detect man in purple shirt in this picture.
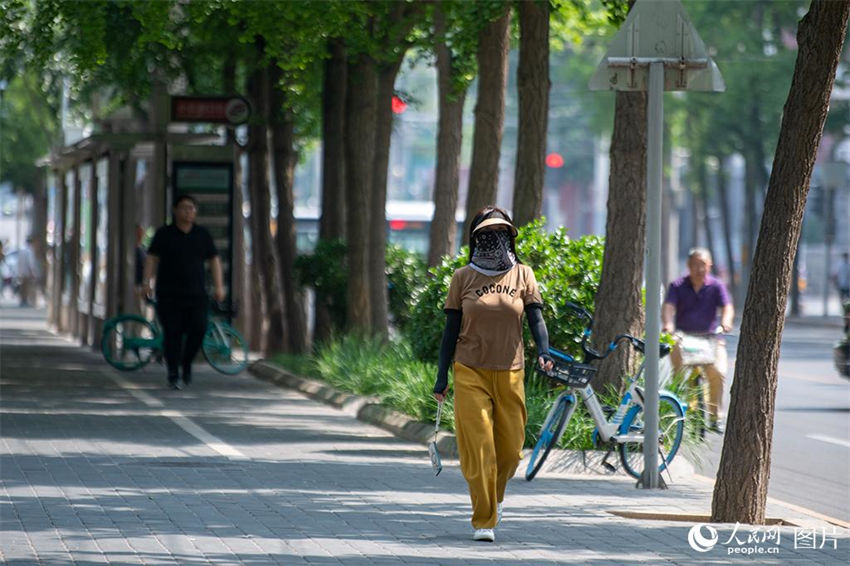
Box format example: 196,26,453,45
662,248,734,432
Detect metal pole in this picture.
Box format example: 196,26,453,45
640,60,664,489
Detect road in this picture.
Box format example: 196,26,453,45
693,317,850,524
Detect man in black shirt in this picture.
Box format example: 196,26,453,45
142,195,225,389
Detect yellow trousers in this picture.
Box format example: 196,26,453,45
453,362,526,529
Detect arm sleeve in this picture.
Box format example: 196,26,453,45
147,228,163,257
433,309,462,394
718,282,731,307
525,304,550,358
204,227,219,259
663,282,677,305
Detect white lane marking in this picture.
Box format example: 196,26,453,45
107,372,164,407
105,372,248,461
161,410,248,460
807,434,850,449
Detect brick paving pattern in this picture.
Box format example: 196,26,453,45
1,308,848,565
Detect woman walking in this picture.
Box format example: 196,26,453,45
433,206,553,543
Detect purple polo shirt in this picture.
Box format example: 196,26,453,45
664,274,730,333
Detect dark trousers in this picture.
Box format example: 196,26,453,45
156,299,207,379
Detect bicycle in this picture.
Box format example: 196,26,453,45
101,299,249,375
525,302,686,481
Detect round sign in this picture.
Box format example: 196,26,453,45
225,97,251,125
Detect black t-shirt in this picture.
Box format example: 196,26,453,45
148,224,218,301
135,246,146,285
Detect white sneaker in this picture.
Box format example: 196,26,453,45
473,528,495,542
497,502,503,525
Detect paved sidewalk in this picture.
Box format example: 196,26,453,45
1,308,848,565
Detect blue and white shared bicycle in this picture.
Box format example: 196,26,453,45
526,302,687,481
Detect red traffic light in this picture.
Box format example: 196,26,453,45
391,96,407,114
546,153,564,168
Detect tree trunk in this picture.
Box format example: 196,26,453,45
740,151,758,304
428,3,466,268
711,0,850,524
463,4,511,242
511,0,549,228
591,90,647,392
344,52,378,333
369,59,405,336
697,159,717,273
316,38,347,344
269,63,307,355
790,235,802,316
223,53,249,346
246,45,286,354
715,155,737,300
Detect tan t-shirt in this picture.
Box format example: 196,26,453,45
445,263,543,370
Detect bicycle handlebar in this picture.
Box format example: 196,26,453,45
563,301,671,362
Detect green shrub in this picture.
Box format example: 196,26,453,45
406,219,605,366
385,244,427,334
268,353,321,380
405,255,464,362
312,334,453,427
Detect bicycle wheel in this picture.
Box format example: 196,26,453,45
101,315,159,371
202,322,249,375
618,394,685,479
525,395,573,481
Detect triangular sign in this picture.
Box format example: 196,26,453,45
589,0,725,92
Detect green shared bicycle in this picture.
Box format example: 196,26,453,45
101,300,249,375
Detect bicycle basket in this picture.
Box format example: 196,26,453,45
538,348,596,387
678,334,716,366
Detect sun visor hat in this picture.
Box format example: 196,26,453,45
472,217,518,237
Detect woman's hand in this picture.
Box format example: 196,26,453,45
433,375,448,402
538,353,554,373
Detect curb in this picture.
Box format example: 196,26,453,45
249,360,460,458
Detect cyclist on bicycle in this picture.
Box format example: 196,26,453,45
662,248,734,433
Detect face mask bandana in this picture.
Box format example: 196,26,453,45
470,229,517,275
